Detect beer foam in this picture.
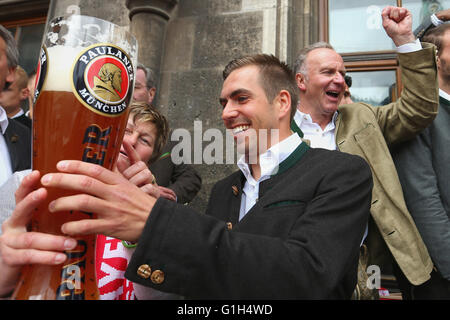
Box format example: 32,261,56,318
42,45,85,92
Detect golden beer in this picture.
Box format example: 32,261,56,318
12,15,137,300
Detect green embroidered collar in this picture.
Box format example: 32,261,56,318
272,141,309,177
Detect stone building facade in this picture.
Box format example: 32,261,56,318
0,0,321,211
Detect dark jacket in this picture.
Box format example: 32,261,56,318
126,144,372,299
4,117,31,172
149,138,202,204
12,113,32,129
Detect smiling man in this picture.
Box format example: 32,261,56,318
292,6,439,296
0,54,373,299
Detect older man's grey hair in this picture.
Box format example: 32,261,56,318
0,25,19,68
137,63,157,90
293,42,334,78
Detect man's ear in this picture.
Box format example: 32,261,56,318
295,73,307,91
3,66,16,90
276,90,291,120
148,87,156,104
20,87,30,100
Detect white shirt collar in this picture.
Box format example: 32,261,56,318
439,88,450,102
294,109,338,128
237,132,302,184
0,106,9,135
11,109,24,119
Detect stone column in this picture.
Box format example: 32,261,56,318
291,0,321,61
126,0,178,91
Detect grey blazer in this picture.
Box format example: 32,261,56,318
392,95,450,281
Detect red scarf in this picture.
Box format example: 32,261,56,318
95,235,135,300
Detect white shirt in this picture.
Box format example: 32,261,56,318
431,13,444,27
11,108,24,119
237,133,302,221
294,110,338,150
0,106,13,187
396,38,422,54
439,88,450,101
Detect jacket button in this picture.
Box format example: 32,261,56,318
226,222,233,230
151,270,165,284
137,264,152,279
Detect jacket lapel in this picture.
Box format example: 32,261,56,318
4,124,20,171
228,172,246,225
240,142,310,221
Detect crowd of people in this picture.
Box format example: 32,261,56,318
0,5,448,300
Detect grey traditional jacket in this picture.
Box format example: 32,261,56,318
392,95,450,281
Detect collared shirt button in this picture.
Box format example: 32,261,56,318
137,264,152,279
151,270,165,284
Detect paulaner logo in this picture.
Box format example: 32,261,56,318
72,44,134,116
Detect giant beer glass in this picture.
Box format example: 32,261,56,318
12,15,138,300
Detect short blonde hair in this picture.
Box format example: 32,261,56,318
14,66,28,90
128,101,169,163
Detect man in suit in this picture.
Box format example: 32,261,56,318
0,66,31,129
0,25,31,187
0,54,373,299
392,23,450,299
134,64,202,204
292,6,438,296
340,75,353,106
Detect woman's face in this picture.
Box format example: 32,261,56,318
118,117,157,167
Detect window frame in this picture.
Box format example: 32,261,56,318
319,0,405,100
2,16,47,41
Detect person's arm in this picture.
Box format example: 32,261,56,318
375,6,439,146
28,150,372,299
393,131,450,280
121,155,371,299
42,156,371,298
0,151,162,298
414,9,450,39
150,141,202,204
165,162,202,204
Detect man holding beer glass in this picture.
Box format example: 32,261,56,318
2,53,372,299
0,101,179,299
